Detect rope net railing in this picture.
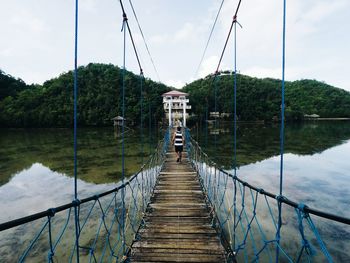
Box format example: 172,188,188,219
185,130,350,263
0,129,170,262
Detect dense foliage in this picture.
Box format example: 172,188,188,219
0,64,170,127
183,72,350,122
0,70,28,100
1,66,350,127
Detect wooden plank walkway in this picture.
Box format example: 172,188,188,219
129,148,227,262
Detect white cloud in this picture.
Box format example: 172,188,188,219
149,34,169,45
165,79,185,89
0,48,14,57
0,0,349,91
10,10,50,34
80,0,98,13
243,67,281,80
197,55,223,79
174,22,196,42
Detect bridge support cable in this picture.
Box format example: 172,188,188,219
73,0,80,261
195,0,225,77
214,0,242,75
233,15,238,254
276,0,287,261
127,0,161,82
118,0,149,254
121,10,127,255
140,71,145,211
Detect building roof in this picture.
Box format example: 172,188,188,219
111,116,126,120
304,114,320,118
162,90,189,97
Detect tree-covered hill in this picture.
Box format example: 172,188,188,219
0,63,170,127
183,72,350,122
1,66,350,127
0,70,28,100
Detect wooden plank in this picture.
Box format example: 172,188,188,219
131,247,224,255
130,253,225,262
143,216,211,223
159,171,196,175
132,240,223,250
149,203,207,209
129,145,227,262
138,234,219,242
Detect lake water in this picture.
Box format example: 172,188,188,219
0,122,349,261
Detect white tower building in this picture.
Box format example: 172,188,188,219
162,90,191,127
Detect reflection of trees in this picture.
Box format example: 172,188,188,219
0,128,159,186
194,121,350,169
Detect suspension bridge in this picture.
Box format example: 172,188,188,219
1,0,350,262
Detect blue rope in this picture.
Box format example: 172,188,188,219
276,0,287,262
73,0,80,262
19,221,49,262
140,72,144,210
233,19,238,177
121,11,127,254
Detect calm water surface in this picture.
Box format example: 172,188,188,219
1,122,349,219
0,127,160,221
0,122,349,261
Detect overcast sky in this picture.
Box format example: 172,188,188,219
0,0,349,91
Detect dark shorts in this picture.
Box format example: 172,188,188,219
175,145,183,152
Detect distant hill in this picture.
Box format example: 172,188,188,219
1,66,350,127
183,72,350,122
0,70,28,100
0,63,170,127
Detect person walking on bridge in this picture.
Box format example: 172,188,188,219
172,126,185,163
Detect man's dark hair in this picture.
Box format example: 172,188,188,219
177,126,181,131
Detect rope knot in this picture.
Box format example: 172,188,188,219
233,15,237,22
276,195,285,202
298,203,309,218
298,203,306,211
48,251,55,260
93,194,99,200
257,188,265,194
123,13,128,21
72,199,81,207
47,208,56,217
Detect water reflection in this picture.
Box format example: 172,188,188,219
0,128,159,186
191,121,350,261
233,143,350,218
1,122,350,261
0,163,114,222
193,121,350,169
193,121,350,216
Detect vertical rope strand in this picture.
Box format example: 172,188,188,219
214,74,219,154
276,0,287,261
233,22,237,177
232,18,238,256
73,0,80,261
121,12,127,255
149,98,152,153
140,71,144,210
